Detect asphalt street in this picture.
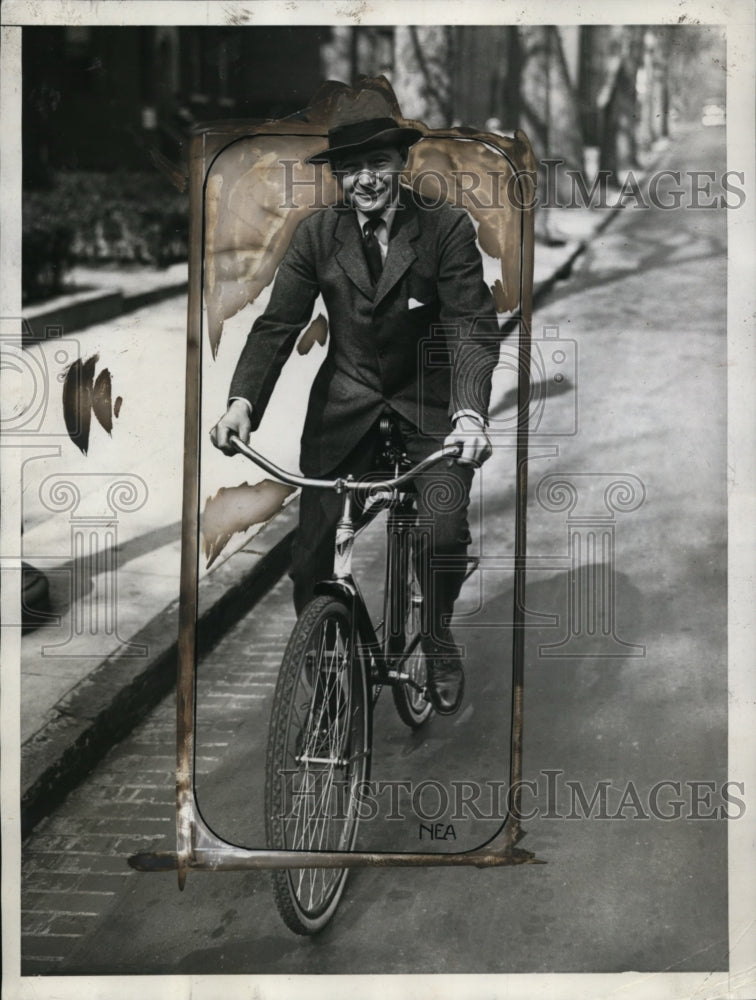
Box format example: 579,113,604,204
21,121,730,977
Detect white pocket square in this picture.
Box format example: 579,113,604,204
408,297,426,310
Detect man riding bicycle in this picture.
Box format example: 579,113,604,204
211,86,502,716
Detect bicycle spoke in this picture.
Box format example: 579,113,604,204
266,596,369,932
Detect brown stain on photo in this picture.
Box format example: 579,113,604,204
63,355,122,451
407,137,523,311
490,279,510,313
62,355,97,454
203,135,339,357
202,479,296,568
93,368,113,434
297,313,328,355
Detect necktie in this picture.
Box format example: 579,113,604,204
362,217,384,284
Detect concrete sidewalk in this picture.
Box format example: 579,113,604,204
18,198,621,837
22,261,188,345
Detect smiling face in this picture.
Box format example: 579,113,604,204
333,145,407,217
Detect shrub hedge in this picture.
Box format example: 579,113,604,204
23,171,189,304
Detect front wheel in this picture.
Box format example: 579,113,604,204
265,595,370,935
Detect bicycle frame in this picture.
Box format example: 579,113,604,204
313,466,426,695
245,433,448,691
129,109,540,884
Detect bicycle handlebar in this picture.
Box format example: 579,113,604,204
228,434,463,492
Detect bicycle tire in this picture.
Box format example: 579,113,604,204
265,595,370,935
389,526,433,728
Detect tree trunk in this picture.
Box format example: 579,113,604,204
392,26,453,127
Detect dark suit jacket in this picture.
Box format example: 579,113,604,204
229,187,501,476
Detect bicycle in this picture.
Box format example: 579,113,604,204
229,418,466,934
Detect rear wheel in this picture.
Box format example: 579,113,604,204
388,524,433,728
265,596,370,935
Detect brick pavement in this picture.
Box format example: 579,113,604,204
21,565,293,973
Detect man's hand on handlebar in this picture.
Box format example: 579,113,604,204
445,413,492,468
210,399,252,456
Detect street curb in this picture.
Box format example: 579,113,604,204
22,278,188,345
20,523,294,839
20,208,615,838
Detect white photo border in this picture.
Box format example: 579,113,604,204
1,2,754,999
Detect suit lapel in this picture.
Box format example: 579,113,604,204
334,208,374,301
373,189,419,309
333,190,421,306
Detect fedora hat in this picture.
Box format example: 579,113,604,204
306,88,422,165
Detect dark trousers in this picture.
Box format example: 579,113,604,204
290,413,474,644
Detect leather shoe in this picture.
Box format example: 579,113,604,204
423,635,465,715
